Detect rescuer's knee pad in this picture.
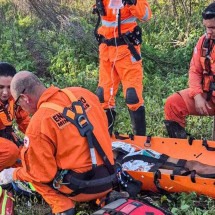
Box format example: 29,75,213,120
125,88,139,105
96,86,104,103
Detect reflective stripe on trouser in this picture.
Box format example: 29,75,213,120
164,88,215,127
97,44,144,111
0,137,19,171
30,181,111,213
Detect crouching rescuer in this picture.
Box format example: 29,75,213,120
93,0,152,136
0,71,116,215
164,2,215,139
0,62,30,171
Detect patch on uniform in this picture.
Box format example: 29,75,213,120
24,136,30,148
78,96,90,111
51,97,91,128
194,47,197,54
51,112,70,129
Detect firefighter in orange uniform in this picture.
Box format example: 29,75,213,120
0,63,30,171
164,3,215,138
94,0,152,136
0,71,115,215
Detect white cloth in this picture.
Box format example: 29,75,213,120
122,160,154,172
124,149,161,159
112,141,136,154
122,149,162,171
0,168,15,185
112,141,163,172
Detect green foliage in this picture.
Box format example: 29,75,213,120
167,193,215,215
1,0,215,214
142,0,207,75
0,3,35,70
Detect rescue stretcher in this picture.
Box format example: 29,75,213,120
111,133,215,198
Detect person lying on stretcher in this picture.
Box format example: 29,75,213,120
112,141,215,178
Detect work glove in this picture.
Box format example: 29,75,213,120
0,168,15,185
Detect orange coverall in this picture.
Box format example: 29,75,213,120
13,86,114,213
165,34,215,127
96,0,152,111
0,97,30,171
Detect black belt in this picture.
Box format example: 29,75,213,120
100,36,127,46
99,35,141,61
53,165,116,196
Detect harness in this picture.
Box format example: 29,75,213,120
0,126,23,147
0,102,23,147
40,88,116,196
201,36,215,101
93,0,142,61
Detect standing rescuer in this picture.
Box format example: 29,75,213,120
0,71,115,215
164,2,215,139
93,0,152,136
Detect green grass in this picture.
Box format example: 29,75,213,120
1,0,215,214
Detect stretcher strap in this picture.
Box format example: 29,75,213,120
196,172,215,178
172,167,190,176
183,170,215,183
176,159,187,167
153,170,169,195
154,169,199,195
152,159,187,175
122,154,169,166
144,135,151,147
188,135,195,145
202,138,215,151
190,170,196,183
150,162,163,172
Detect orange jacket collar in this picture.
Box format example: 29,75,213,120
37,86,60,109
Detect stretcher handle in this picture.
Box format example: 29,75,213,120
202,138,215,151
153,170,169,195
114,132,134,140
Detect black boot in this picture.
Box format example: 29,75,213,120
164,120,187,139
55,208,75,215
128,106,146,136
105,109,116,136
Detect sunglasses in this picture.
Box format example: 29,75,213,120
202,11,215,19
14,88,25,106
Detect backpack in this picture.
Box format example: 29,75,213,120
92,198,172,215
0,186,14,215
